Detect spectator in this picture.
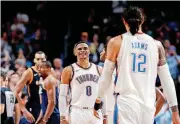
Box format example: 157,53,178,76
89,34,104,64
80,32,91,45
165,44,180,83
19,92,30,124
53,58,63,80
30,28,45,53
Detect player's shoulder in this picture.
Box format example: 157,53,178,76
62,64,74,75
154,39,164,49
108,35,122,50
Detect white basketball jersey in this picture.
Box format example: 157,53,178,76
70,63,100,108
115,32,159,109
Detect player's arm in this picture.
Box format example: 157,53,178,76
154,88,166,116
97,66,108,119
97,36,121,99
13,68,35,122
59,66,72,122
156,41,180,123
41,78,56,123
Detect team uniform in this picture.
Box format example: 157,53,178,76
69,63,102,124
26,68,41,121
39,80,60,124
1,87,17,124
115,32,159,124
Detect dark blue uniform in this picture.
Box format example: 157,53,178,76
40,85,60,124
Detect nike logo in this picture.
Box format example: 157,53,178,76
34,74,38,76
76,69,81,72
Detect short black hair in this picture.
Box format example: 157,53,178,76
41,60,52,68
1,71,6,81
122,6,144,35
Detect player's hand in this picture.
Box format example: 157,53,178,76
103,119,108,124
23,109,35,123
172,112,180,124
35,117,42,124
93,109,100,119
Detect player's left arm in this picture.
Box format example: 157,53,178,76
96,66,108,121
156,40,180,123
41,78,56,123
97,36,121,99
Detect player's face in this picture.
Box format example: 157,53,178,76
34,53,46,67
76,43,90,59
100,48,106,62
39,64,50,76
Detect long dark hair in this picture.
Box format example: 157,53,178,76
122,6,144,35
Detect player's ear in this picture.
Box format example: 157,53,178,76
74,47,77,56
34,58,36,64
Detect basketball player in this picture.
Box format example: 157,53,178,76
94,6,180,124
100,46,166,123
59,41,107,124
35,61,60,124
13,51,46,123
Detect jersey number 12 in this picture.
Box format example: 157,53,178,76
131,53,147,72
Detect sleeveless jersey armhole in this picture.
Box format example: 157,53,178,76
28,68,34,85
95,65,101,76
69,64,74,83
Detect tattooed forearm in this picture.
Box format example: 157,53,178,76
171,105,179,112
155,40,167,66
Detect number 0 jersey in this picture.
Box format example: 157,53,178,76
70,63,100,108
115,32,159,110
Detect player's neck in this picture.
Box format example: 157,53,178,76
32,65,39,72
77,59,90,68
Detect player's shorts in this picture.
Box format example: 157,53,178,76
117,96,155,124
70,106,102,124
154,110,172,124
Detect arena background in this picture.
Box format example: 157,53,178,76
1,0,180,116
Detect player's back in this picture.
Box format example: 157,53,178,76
115,32,159,109
70,63,100,108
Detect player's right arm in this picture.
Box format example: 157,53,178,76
59,66,72,123
13,68,35,123
156,41,180,123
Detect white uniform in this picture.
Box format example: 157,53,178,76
106,69,116,124
115,32,159,124
69,63,102,124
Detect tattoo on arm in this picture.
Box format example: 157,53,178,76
156,41,167,66
171,105,179,112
